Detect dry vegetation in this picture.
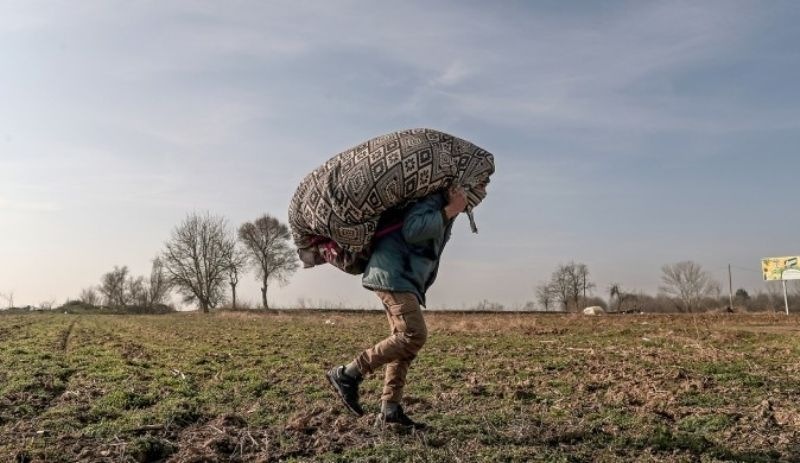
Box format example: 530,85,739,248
1,311,799,462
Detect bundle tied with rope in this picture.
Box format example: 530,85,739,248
288,128,495,274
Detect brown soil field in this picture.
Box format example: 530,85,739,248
1,311,799,462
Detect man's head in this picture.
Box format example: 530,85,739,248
473,176,490,195
446,137,495,232
462,172,492,212
455,152,493,207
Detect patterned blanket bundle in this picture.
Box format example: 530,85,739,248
288,128,495,273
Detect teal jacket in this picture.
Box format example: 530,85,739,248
362,193,454,307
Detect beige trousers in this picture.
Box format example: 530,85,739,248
355,291,428,403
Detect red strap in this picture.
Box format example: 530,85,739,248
308,235,330,246
374,222,403,239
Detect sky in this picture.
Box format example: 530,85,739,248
1,0,799,310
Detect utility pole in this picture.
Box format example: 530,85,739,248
782,280,790,315
728,264,734,311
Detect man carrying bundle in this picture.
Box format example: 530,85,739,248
288,128,494,429
327,181,487,429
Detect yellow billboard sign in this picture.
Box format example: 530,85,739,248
762,256,800,281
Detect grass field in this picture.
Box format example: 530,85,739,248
1,311,799,462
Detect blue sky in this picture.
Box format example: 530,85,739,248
1,1,798,309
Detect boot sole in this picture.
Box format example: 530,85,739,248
325,369,364,417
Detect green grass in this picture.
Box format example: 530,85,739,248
1,311,799,462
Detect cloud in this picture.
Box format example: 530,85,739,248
430,60,473,87
375,2,785,133
0,196,59,212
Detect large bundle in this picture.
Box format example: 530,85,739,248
288,128,494,271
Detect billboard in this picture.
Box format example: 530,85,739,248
761,256,800,281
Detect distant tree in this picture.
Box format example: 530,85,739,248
763,281,800,312
225,247,249,310
0,291,14,309
549,266,571,311
100,266,130,307
633,293,677,313
473,299,505,311
93,260,170,311
751,290,774,312
148,257,171,307
535,283,555,311
576,263,595,302
523,301,537,311
238,214,299,309
765,281,783,311
733,288,750,309
78,287,100,306
38,300,55,311
759,286,776,311
546,261,594,311
609,283,633,312
565,264,582,309
162,212,235,313
127,275,148,307
658,261,719,312
708,280,722,301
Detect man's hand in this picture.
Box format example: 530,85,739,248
443,186,468,219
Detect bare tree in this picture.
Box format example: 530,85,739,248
79,287,100,306
565,264,582,309
765,281,784,312
225,247,249,310
162,212,235,313
38,299,55,310
549,265,571,311
659,261,719,312
576,263,595,304
148,257,171,307
238,214,299,309
0,291,14,309
545,262,594,311
608,283,632,312
127,275,148,307
535,283,555,311
100,266,130,307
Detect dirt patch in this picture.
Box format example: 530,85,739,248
58,320,76,353
163,409,377,462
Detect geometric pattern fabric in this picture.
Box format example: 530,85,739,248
288,128,495,253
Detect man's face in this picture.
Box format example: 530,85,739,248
474,177,489,194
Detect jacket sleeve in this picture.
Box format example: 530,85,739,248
402,195,446,244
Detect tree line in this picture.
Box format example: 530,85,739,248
79,212,299,313
534,260,800,313
2,220,796,313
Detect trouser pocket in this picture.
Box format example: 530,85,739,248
377,292,427,350
377,291,419,315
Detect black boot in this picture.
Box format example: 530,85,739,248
326,365,364,416
380,405,427,430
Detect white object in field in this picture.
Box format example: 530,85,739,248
583,306,605,315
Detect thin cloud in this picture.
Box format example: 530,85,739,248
0,196,59,212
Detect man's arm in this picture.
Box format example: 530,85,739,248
402,188,467,244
